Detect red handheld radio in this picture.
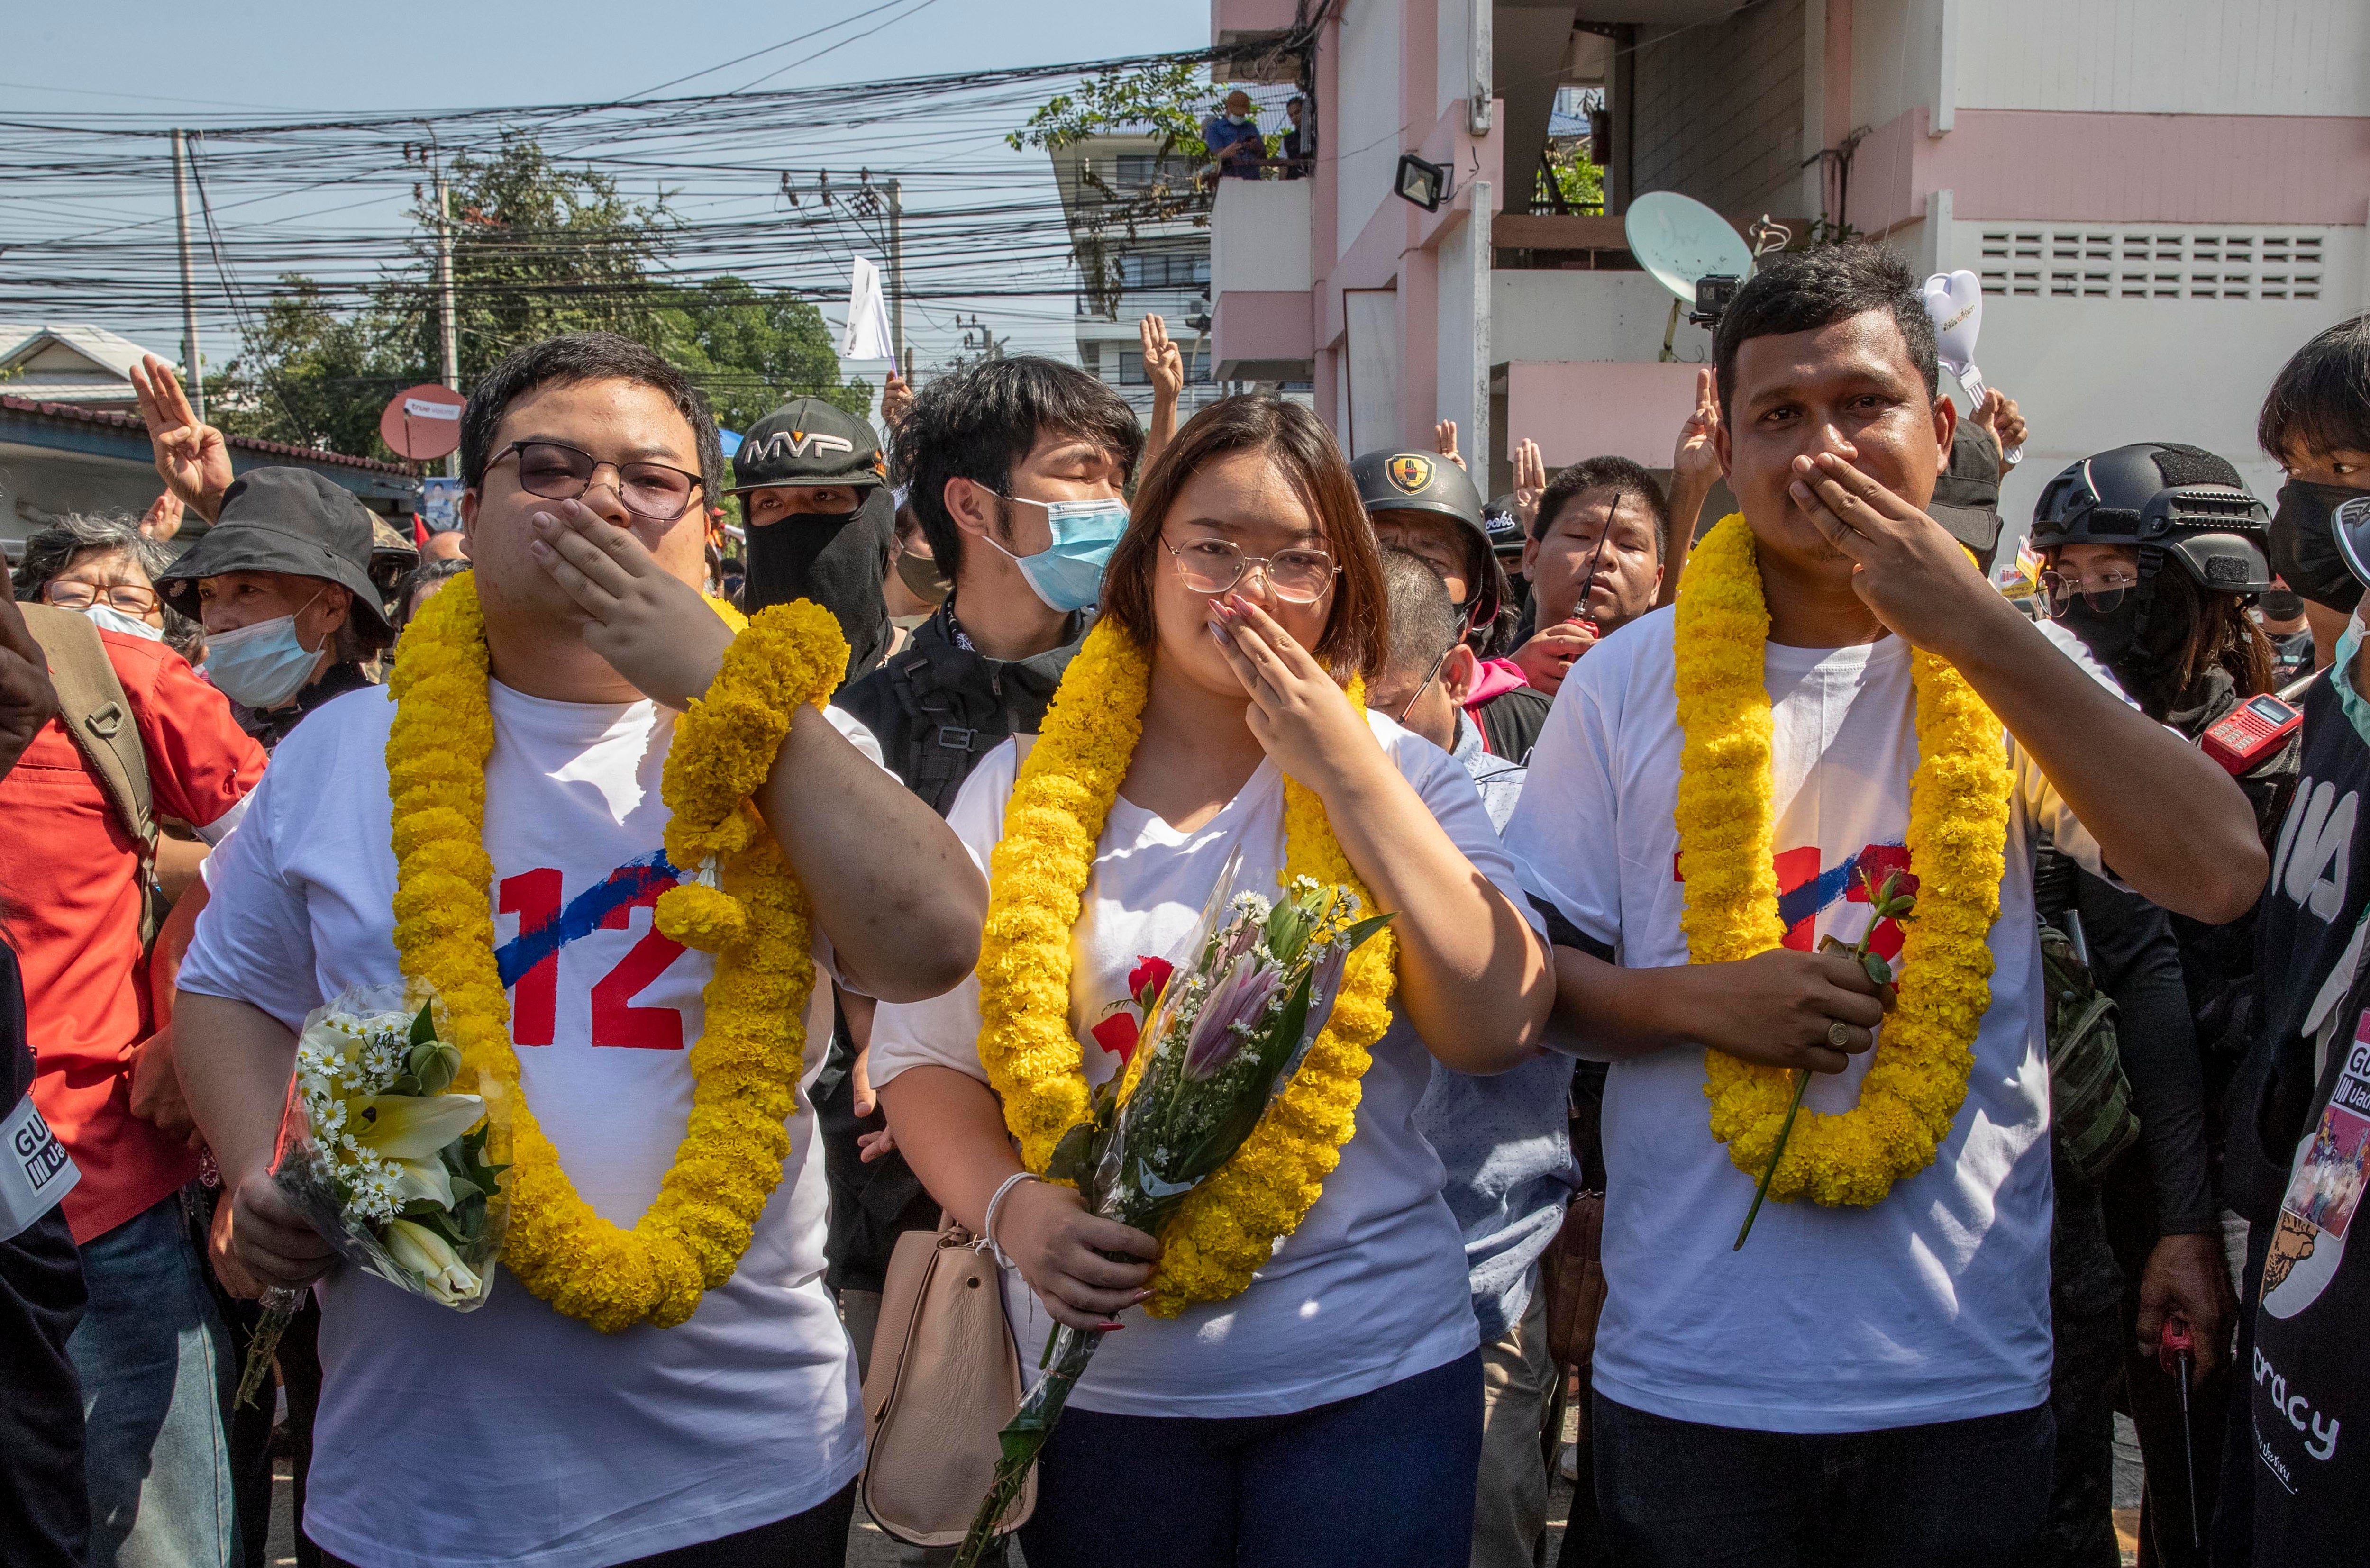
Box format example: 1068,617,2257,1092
2201,692,2303,774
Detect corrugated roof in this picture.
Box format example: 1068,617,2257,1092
0,323,169,381
0,392,410,473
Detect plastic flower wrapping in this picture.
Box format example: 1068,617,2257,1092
956,849,1392,1564
235,982,508,1406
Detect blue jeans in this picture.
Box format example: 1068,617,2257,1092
1018,1351,1484,1568
69,1193,238,1568
1594,1394,2053,1568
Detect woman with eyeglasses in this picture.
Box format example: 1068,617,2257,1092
868,396,1555,1567
2028,443,2278,730
12,512,195,655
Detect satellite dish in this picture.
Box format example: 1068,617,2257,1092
1623,192,1754,304
379,383,465,461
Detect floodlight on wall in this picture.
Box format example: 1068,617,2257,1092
1394,154,1451,213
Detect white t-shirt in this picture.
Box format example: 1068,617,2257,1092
868,712,1541,1419
179,682,881,1568
1502,608,2122,1435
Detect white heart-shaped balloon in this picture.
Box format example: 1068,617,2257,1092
1923,269,1983,374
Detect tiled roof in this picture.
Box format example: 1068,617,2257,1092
0,392,410,474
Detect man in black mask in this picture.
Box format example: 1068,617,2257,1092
726,396,897,681
2260,313,2370,667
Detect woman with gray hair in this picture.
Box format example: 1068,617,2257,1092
11,513,202,659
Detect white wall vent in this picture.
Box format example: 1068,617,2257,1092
1976,230,2323,301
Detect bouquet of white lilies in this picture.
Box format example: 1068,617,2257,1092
235,983,507,1406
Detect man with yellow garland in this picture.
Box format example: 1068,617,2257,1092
169,332,987,1568
1502,248,2267,1568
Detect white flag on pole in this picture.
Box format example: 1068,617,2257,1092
842,255,896,362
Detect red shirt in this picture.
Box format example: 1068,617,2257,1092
0,629,265,1242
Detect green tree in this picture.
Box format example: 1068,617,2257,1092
1008,59,1222,161
384,135,672,389
656,278,870,432
1010,61,1225,321
215,276,414,455
217,139,865,456
1538,146,1605,214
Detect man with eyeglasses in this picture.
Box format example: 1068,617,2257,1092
1368,548,1579,1568
171,331,984,1568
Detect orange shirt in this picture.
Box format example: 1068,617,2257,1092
0,630,264,1243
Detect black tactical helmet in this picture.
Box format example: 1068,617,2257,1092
1350,449,1502,626
2029,442,2271,598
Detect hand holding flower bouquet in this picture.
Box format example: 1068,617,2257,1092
1732,868,1914,1251
234,982,507,1407
954,852,1392,1566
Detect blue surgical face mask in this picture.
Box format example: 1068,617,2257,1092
983,494,1130,613
83,603,164,643
2334,607,2370,749
203,593,325,710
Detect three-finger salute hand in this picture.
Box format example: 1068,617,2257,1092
1787,450,2003,662
1513,439,1548,532
1139,315,1185,399
1434,420,1465,470
527,499,734,709
1674,368,1723,487
129,355,233,522
1686,948,1887,1073
999,1179,1158,1331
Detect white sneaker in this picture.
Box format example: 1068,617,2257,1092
1558,1443,1580,1482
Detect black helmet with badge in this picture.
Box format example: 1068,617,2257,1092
725,397,886,496
2029,442,2272,608
1350,449,1504,629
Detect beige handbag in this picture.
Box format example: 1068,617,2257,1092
860,1214,1037,1546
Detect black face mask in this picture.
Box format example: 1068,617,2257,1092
742,486,896,680
2260,588,2307,622
2060,594,2144,672
2268,480,2368,615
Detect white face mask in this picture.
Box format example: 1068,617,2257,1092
83,603,164,643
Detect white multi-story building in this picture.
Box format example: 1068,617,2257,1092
1208,0,2369,527
1048,134,1226,421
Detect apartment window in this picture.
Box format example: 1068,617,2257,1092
1978,229,2321,301
1117,253,1211,290
1113,154,1195,190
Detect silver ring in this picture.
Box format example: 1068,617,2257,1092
1827,1020,1853,1050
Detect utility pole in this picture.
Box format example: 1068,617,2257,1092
886,177,909,385
434,164,461,478
171,129,204,420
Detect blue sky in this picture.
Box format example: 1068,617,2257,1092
1,0,1210,379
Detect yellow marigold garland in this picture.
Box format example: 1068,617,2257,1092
386,572,847,1331
1676,516,2014,1206
975,619,1399,1315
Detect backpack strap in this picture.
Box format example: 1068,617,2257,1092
19,605,160,949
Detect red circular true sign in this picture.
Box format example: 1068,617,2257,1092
380,383,466,460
